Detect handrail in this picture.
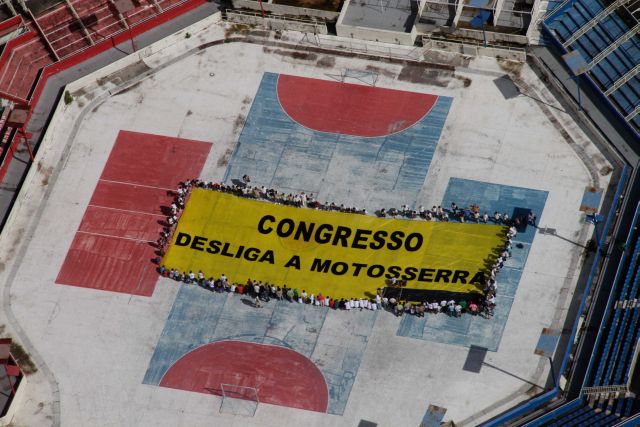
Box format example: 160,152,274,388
422,34,527,52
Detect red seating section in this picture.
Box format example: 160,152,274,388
0,0,204,104
37,3,93,58
0,0,206,183
0,29,53,100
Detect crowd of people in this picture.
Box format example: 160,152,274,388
378,201,537,227
155,176,530,319
156,265,500,318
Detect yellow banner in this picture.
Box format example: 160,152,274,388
162,189,506,300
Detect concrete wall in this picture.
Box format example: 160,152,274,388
336,23,417,45
456,27,528,45
0,374,26,425
226,11,329,34
424,37,526,61
425,26,528,46
231,0,340,20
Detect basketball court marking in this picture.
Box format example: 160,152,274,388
145,75,463,416
143,287,377,414
79,206,163,241
276,73,438,137
224,72,453,210
98,179,175,192
159,340,329,413
56,130,211,296
76,230,156,243
87,204,166,217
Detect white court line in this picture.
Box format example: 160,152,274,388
88,204,166,217
77,230,156,244
99,178,175,192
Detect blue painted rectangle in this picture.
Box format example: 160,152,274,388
535,330,559,357
421,405,447,427
580,187,603,212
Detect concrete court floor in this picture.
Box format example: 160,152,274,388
0,18,615,427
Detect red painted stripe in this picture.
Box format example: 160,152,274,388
0,31,37,75
55,233,159,296
0,1,207,194
276,74,438,137
0,130,18,183
100,130,211,189
89,181,170,216
0,16,22,35
160,341,329,413
79,205,163,241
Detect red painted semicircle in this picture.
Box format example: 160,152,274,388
277,74,437,137
159,340,329,413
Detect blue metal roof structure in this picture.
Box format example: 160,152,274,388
543,0,640,138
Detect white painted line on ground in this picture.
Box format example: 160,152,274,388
87,204,166,217
99,178,175,192
76,230,156,243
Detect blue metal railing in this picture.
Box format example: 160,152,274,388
480,166,629,427
524,397,583,426
589,201,640,387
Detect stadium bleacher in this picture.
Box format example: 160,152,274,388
508,204,640,426
543,0,640,135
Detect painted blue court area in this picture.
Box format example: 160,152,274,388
397,178,548,351
143,285,377,415
535,329,560,357
224,72,452,210
580,187,603,212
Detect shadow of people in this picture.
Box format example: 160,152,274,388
240,298,256,307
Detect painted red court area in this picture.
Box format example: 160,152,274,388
276,74,437,137
56,130,211,296
160,341,329,413
89,181,169,215
100,131,210,188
